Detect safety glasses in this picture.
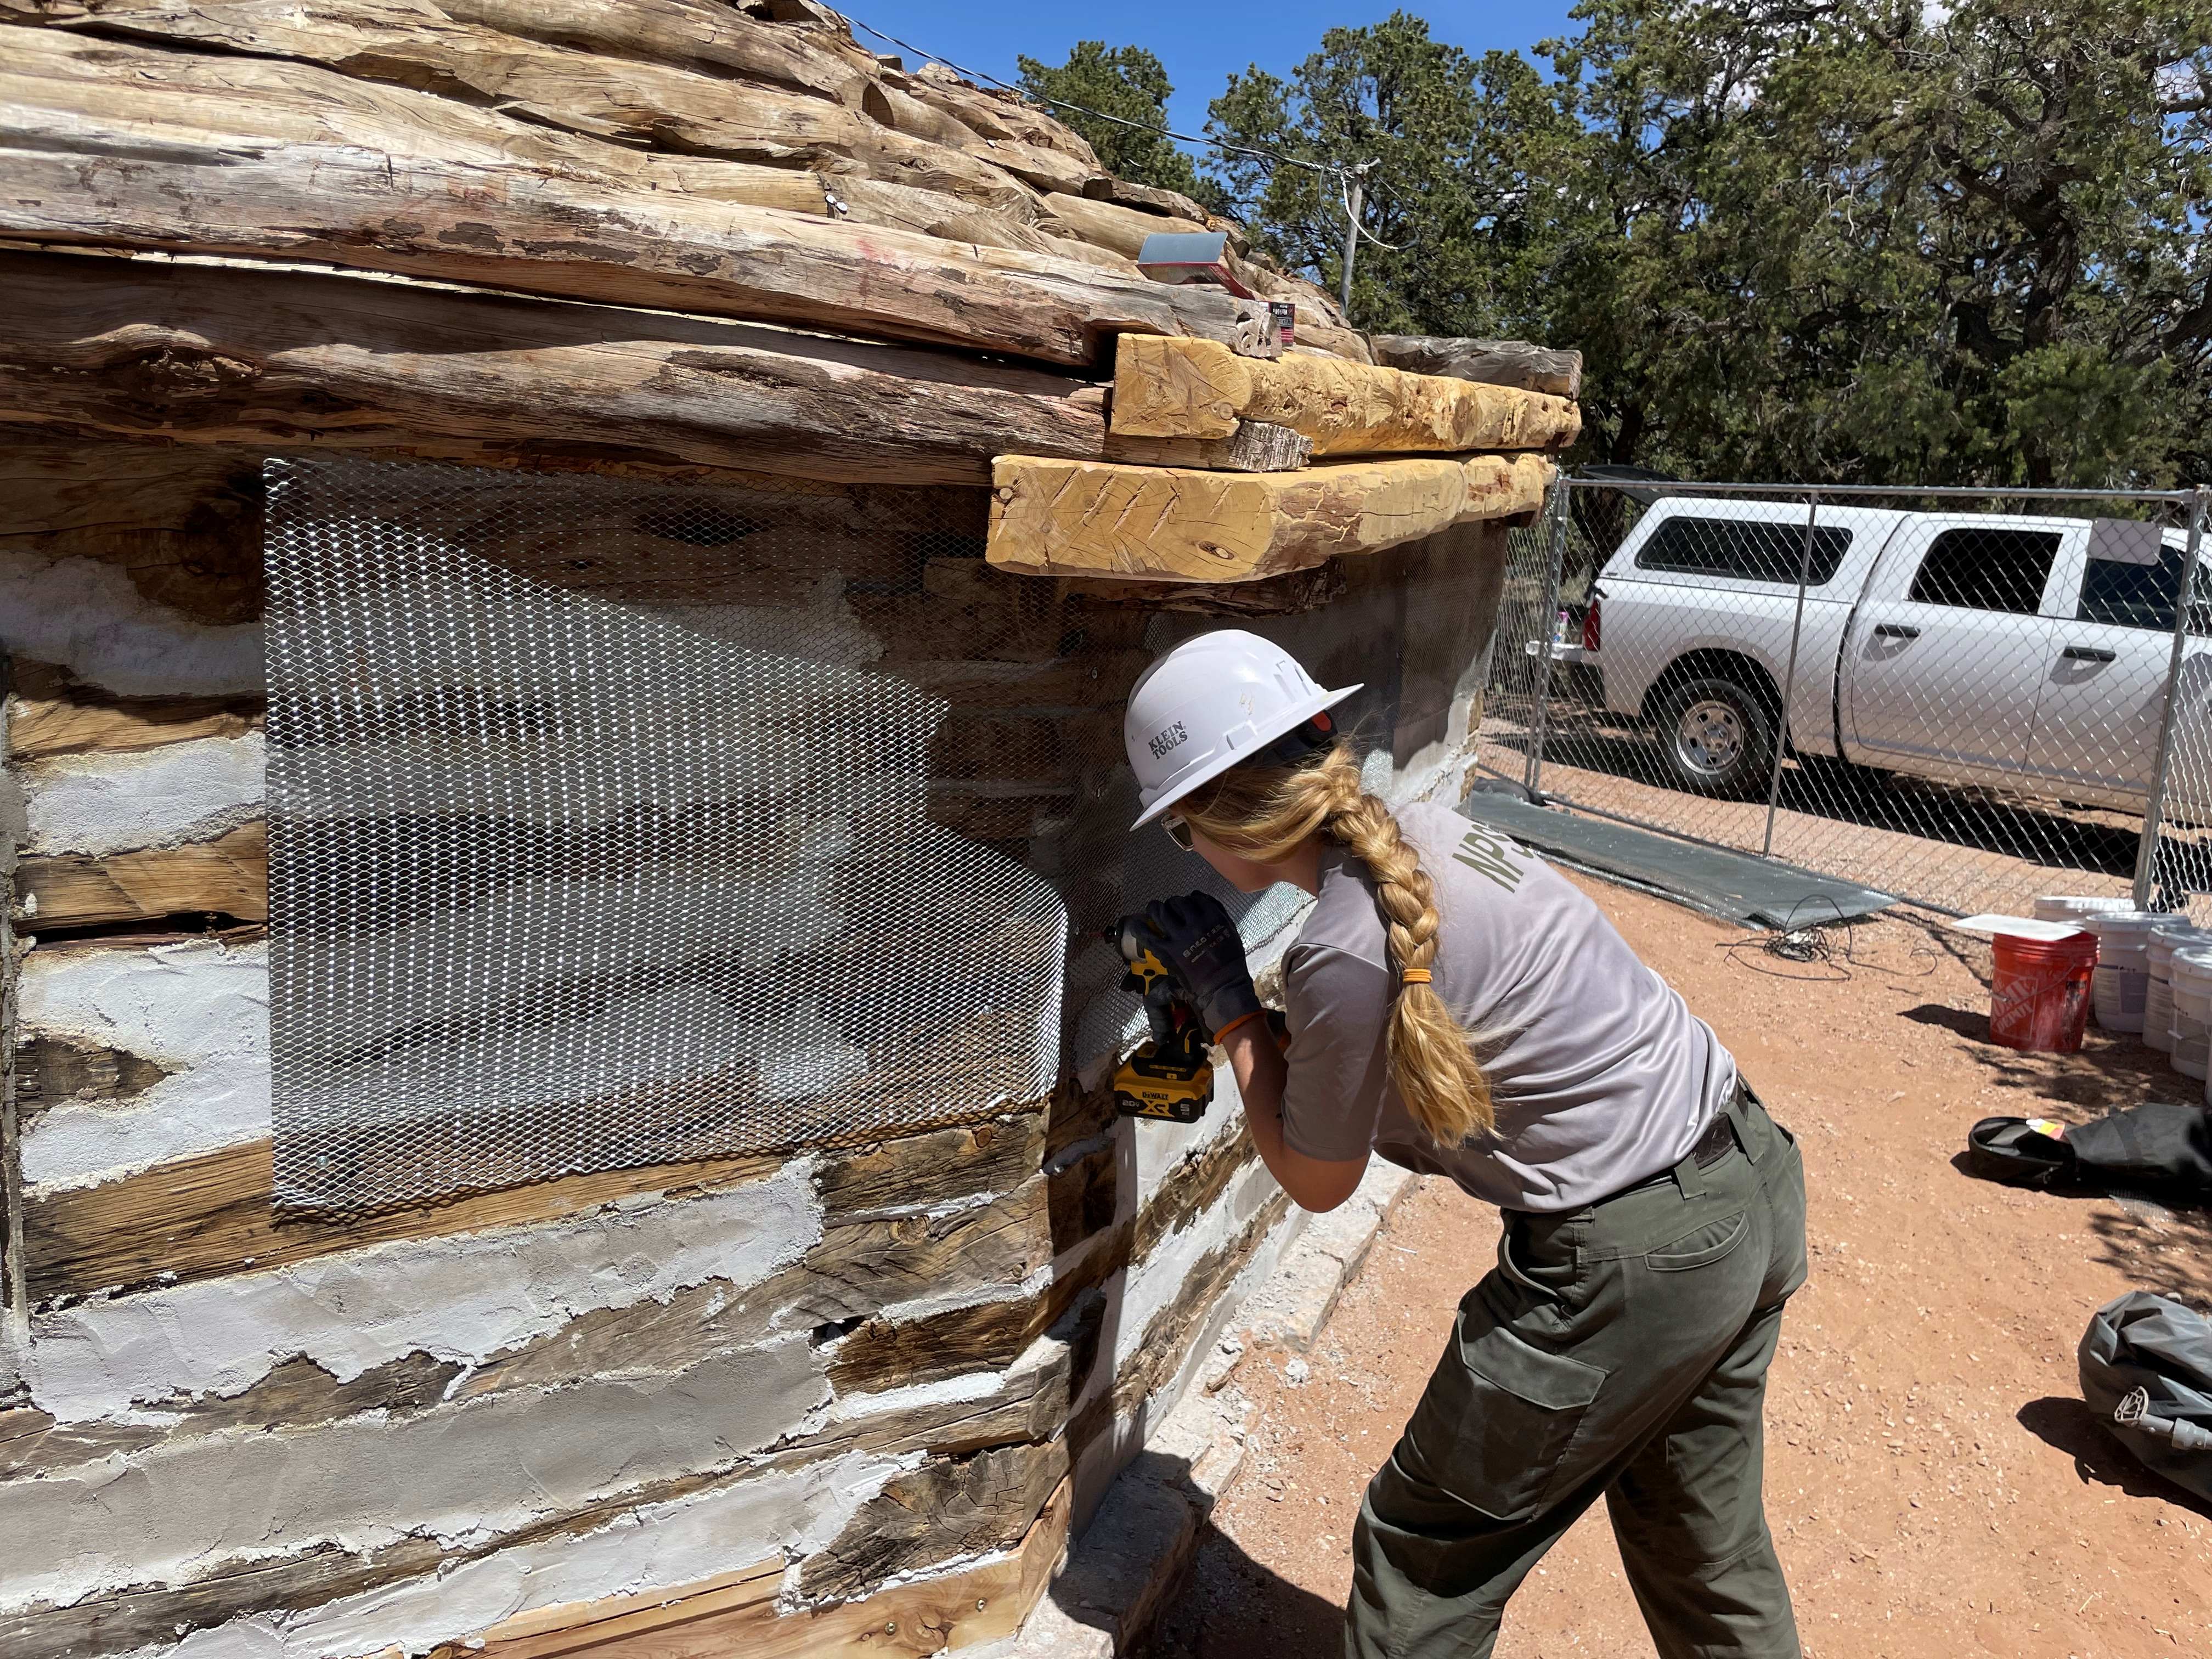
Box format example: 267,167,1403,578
1162,815,1194,853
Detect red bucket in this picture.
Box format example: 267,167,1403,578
1989,930,2098,1052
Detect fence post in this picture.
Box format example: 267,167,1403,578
1762,490,1820,857
1523,478,1572,797
2132,484,2210,910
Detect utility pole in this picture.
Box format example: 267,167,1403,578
1338,161,1374,318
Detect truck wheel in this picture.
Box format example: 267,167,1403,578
1656,676,1776,800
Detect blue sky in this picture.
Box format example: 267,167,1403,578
840,3,1583,150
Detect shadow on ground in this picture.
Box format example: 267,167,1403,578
2016,1395,2212,1523
1139,1522,1343,1659
1901,1005,2188,1108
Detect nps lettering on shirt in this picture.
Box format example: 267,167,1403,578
1453,826,1525,891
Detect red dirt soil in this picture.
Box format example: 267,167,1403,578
1147,873,2212,1659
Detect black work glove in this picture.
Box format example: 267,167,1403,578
1142,892,1263,1039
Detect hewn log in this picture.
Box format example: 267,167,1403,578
0,253,1110,486
1038,191,1206,259
19,0,1022,200
5,673,264,761
813,1115,1045,1224
1081,174,1216,227
1369,334,1585,399
428,1479,1070,1659
1103,421,1312,473
800,1439,1068,1602
0,32,1254,366
985,453,1556,584
1134,1122,1261,1262
20,1137,782,1304
14,821,267,927
419,0,871,105
1108,336,1580,455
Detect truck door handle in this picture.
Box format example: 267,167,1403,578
2061,645,2117,663
1872,623,1920,640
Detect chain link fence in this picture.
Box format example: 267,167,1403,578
1479,477,2212,923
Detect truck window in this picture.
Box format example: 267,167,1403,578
2079,541,2212,634
1634,516,1852,585
1906,527,2058,614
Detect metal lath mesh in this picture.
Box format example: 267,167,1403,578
264,458,1500,1212
264,458,1069,1212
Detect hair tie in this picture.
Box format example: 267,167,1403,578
1400,968,1432,985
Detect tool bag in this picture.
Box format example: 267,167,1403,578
1965,1101,2212,1195
2079,1290,2212,1503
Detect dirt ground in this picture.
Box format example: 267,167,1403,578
1147,872,2212,1659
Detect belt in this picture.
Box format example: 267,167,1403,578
1596,1088,1748,1206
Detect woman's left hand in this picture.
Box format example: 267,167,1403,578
1141,893,1262,1038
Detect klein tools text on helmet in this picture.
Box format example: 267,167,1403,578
1122,630,1362,828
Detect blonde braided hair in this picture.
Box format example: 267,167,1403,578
1176,741,1494,1144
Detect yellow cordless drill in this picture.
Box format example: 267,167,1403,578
1104,917,1215,1124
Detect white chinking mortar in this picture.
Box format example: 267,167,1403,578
105,1449,917,1659
22,1158,823,1423
2,1334,843,1617
0,550,263,697
21,733,266,858
17,936,270,1190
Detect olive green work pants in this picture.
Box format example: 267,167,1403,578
1346,1086,1809,1659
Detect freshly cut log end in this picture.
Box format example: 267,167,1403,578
1109,337,1580,456
1108,334,1251,439
986,452,1553,585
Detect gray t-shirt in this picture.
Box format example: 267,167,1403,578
1279,802,1734,1211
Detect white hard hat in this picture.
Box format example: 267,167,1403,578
1123,630,1361,828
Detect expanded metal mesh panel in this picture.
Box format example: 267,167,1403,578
265,458,1503,1212
265,457,1068,1212
1483,479,2204,922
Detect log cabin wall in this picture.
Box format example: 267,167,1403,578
0,3,1555,1650
0,433,1512,1659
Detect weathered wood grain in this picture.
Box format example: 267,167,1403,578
781,1178,1054,1328
5,675,264,761
14,821,267,927
1103,421,1313,473
812,1114,1045,1224
827,1216,1130,1397
1134,1122,1259,1263
20,0,1015,199
985,452,1556,584
1108,336,1581,454
0,1457,767,1659
1037,190,1206,259
0,32,1254,366
1369,334,1585,399
427,1479,1071,1659
20,1138,782,1304
0,252,1111,487
800,1438,1068,1602
9,1033,171,1118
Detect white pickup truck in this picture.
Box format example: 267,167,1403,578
1579,499,2208,809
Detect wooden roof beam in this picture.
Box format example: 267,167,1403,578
1108,336,1581,457
985,452,1554,584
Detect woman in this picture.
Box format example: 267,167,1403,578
1122,630,1808,1659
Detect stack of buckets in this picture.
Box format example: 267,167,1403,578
1990,896,2212,1104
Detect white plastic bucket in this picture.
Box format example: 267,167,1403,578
2145,924,2212,1054
2086,911,2168,1034
2168,946,2212,1079
2034,895,2137,924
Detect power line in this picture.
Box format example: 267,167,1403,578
843,12,1347,180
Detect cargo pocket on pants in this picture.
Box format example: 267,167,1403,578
1404,1316,1606,1522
